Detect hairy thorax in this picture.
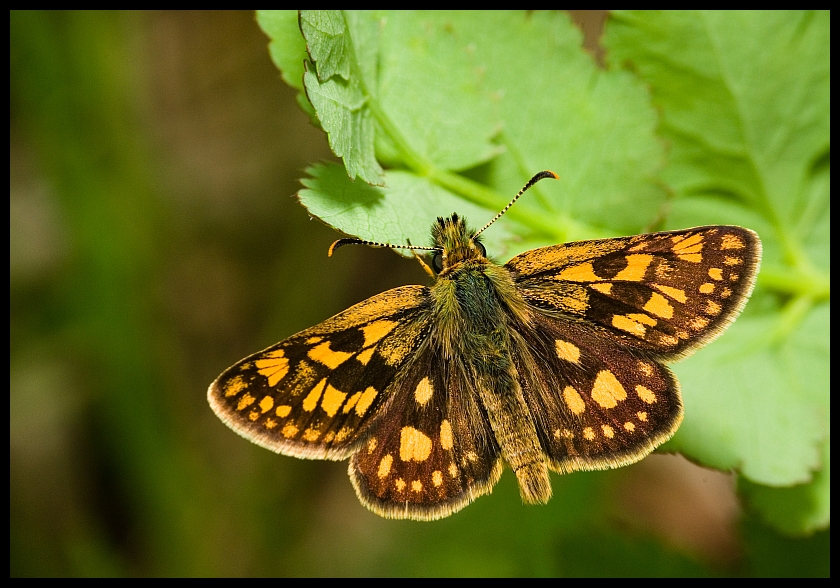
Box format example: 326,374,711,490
430,260,532,361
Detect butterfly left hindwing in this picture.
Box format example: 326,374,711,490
350,345,503,520
208,285,432,460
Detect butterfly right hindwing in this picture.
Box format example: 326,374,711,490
511,313,682,474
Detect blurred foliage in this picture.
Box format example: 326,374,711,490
10,10,828,577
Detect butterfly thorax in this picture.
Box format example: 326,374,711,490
429,214,532,357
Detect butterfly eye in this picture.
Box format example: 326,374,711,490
431,251,444,274
475,241,487,257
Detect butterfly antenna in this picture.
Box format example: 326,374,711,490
329,238,438,257
472,170,559,238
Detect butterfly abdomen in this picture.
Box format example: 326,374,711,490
473,366,553,505
432,260,552,504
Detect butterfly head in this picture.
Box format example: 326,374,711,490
430,213,486,275
428,171,559,276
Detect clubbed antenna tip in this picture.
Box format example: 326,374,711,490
472,170,559,238
328,237,437,257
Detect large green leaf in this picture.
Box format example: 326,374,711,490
256,10,315,120
605,10,830,534
259,11,666,256
261,10,830,536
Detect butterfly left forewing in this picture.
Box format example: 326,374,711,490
208,285,431,460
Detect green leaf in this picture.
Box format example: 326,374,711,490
740,438,830,535
299,10,384,185
460,12,666,239
300,10,353,81
367,12,501,173
257,10,306,91
295,11,508,186
266,11,666,251
612,12,829,220
299,163,516,253
256,10,316,120
605,10,830,533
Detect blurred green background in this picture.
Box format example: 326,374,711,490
10,11,828,577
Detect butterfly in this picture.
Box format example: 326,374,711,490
208,171,761,520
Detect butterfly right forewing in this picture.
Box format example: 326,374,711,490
506,226,761,361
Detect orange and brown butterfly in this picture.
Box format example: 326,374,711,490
208,171,761,521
